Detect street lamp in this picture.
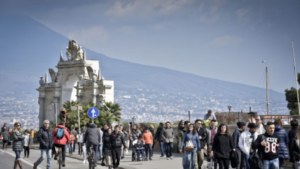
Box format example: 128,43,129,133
132,116,135,125
227,105,232,113
71,105,82,131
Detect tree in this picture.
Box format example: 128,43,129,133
285,73,300,115
99,102,122,123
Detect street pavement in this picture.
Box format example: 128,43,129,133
0,147,293,169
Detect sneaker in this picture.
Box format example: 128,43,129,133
160,155,164,157
170,156,173,159
121,156,124,159
166,157,169,160
62,161,66,167
149,157,152,160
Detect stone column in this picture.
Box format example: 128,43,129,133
38,97,45,127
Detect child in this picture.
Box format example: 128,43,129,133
69,131,75,155
142,128,153,160
134,140,144,161
23,130,30,158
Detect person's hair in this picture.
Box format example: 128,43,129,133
217,123,231,136
159,122,163,126
133,124,138,130
187,124,196,135
237,122,245,129
24,129,29,133
207,110,212,114
177,120,184,129
184,121,190,126
274,119,283,127
267,121,275,126
43,120,50,124
13,122,21,132
195,119,202,124
291,119,299,127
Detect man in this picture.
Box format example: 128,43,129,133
204,110,217,121
245,112,256,131
155,122,165,157
161,121,174,160
53,122,70,167
177,121,190,152
33,120,53,169
84,123,101,166
205,119,217,169
256,116,266,135
252,121,280,169
195,119,207,169
239,123,257,169
110,125,127,169
71,127,77,153
2,126,9,150
232,122,246,169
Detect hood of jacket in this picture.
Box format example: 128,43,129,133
275,125,282,132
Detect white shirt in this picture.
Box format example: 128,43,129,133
238,131,258,155
24,134,30,146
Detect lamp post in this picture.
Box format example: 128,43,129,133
132,116,135,125
227,105,232,113
71,105,82,131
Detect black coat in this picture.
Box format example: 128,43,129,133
289,127,297,162
155,126,164,141
110,131,126,149
37,126,53,149
103,132,112,156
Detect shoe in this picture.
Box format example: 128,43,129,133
101,162,106,166
160,155,164,157
166,157,169,160
33,164,37,169
62,161,66,167
121,156,124,159
149,157,152,160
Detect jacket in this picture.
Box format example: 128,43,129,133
53,125,70,145
84,124,101,146
205,126,217,146
177,129,186,148
12,131,24,151
212,134,233,159
130,129,141,141
179,132,201,151
289,127,297,162
142,131,153,145
274,125,290,159
238,131,258,155
2,130,9,140
232,127,242,150
155,126,164,141
103,132,112,155
37,126,53,149
161,127,174,143
110,131,126,149
196,127,207,148
292,139,300,162
69,134,75,144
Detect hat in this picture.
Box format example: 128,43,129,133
211,119,217,122
247,123,257,128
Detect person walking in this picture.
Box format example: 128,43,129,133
33,120,53,169
103,128,113,168
30,129,35,144
291,126,300,169
178,121,190,152
121,127,129,159
255,116,265,135
195,119,207,169
204,110,217,121
252,121,280,169
232,122,245,169
142,127,153,160
110,125,127,169
155,122,165,157
179,124,201,169
149,124,155,157
130,124,141,161
238,123,257,169
23,129,30,158
211,123,235,169
71,127,77,153
274,118,289,168
2,126,9,150
205,119,218,169
53,122,70,167
98,127,104,161
12,122,24,169
69,131,75,155
161,121,174,160
289,119,298,165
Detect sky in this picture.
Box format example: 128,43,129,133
1,0,300,93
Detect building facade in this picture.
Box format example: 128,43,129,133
37,40,114,126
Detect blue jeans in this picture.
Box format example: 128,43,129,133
165,142,173,157
14,150,21,160
244,154,250,169
97,144,103,160
182,148,197,169
159,141,165,156
34,149,52,169
145,144,152,158
263,158,279,169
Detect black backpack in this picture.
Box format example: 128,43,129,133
230,150,239,168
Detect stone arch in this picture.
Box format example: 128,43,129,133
61,73,79,106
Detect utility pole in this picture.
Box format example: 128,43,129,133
266,65,269,115
188,111,191,122
292,41,300,115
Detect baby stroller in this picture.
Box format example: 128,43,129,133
132,139,146,161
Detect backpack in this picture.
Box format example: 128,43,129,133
230,150,239,168
56,127,65,139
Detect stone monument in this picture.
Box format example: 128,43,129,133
37,40,114,126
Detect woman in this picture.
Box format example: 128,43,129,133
292,126,300,168
289,119,298,164
103,128,113,168
130,124,141,161
69,131,75,155
211,123,234,169
179,124,201,169
274,118,290,167
23,129,30,158
12,122,25,169
122,127,129,158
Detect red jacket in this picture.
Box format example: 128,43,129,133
53,125,70,145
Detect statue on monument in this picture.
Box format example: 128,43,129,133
66,40,84,61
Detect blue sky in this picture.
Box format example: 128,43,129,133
1,0,300,92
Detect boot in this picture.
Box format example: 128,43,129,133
13,160,17,169
62,161,66,167
17,160,23,169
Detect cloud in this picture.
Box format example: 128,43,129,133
105,0,195,18
67,26,109,46
210,35,241,46
118,26,136,35
236,8,249,18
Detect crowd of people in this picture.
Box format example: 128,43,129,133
2,109,300,169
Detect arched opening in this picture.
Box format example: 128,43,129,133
61,74,78,105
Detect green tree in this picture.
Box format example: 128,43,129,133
99,102,122,123
285,73,300,115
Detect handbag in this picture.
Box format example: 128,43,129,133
184,140,194,152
